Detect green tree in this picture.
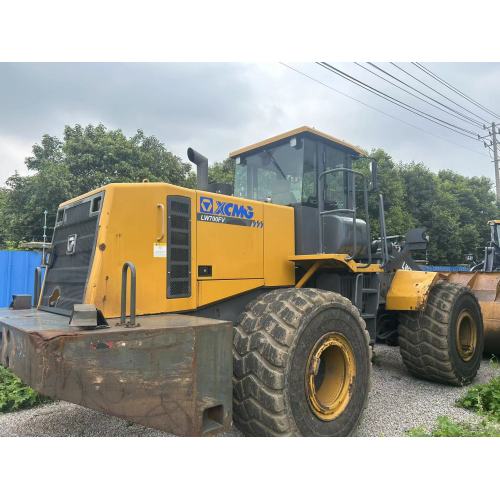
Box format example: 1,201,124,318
208,157,235,185
400,165,496,264
2,127,498,264
0,187,8,246
61,125,195,192
356,151,497,265
1,124,195,246
354,149,414,238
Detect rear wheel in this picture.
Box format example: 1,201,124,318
232,288,371,436
398,282,484,386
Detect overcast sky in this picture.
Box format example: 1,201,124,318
0,62,499,186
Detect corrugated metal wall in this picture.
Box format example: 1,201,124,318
0,250,42,307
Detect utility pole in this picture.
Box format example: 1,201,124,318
492,123,500,203
481,123,500,203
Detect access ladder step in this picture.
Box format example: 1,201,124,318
361,288,378,294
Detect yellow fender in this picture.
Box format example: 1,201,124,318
386,269,440,311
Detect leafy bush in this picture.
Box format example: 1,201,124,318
0,365,49,412
457,376,500,421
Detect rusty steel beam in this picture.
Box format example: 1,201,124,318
0,309,233,436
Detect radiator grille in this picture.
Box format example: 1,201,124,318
40,195,102,315
167,196,191,298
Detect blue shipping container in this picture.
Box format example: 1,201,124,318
0,250,42,307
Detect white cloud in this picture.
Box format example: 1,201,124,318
0,135,33,185
0,62,498,187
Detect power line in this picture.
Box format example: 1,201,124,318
279,62,489,158
362,62,484,128
319,62,479,139
317,62,480,139
412,62,500,121
390,62,491,124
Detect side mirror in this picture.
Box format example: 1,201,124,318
370,159,378,191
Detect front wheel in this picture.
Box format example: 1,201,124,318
398,282,484,386
232,288,371,436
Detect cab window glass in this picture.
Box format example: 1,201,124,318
234,163,249,198
323,145,348,210
324,170,348,210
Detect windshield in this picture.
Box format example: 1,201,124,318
234,141,304,205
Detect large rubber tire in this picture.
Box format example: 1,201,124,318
398,282,484,386
232,288,371,436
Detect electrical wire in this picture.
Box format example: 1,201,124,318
317,62,480,139
362,62,484,128
390,62,490,124
412,62,500,121
279,62,489,158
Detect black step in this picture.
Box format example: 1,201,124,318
362,288,378,294
361,313,376,319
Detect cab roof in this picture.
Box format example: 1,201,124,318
229,126,366,158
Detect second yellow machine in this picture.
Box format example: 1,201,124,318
1,126,485,436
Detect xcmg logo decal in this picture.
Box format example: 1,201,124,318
199,196,254,219
200,196,214,214
198,196,263,227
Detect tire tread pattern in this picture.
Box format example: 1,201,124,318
398,281,481,386
233,287,370,436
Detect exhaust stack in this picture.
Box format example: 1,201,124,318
187,147,208,191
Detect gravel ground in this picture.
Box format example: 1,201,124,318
355,345,497,436
0,344,497,437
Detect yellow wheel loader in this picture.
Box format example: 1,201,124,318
438,219,500,354
0,126,485,436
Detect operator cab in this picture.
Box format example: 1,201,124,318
489,220,500,248
482,220,500,272
229,126,372,258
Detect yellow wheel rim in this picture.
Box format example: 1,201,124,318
306,333,356,421
456,310,477,362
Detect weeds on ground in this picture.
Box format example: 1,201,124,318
408,360,500,437
0,365,49,413
488,354,499,368
407,416,500,437
457,376,500,421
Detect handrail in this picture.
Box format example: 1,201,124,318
353,273,363,307
318,167,372,266
378,194,389,266
320,208,355,216
117,261,139,328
